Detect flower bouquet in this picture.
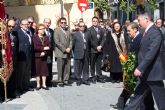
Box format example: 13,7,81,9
119,52,136,93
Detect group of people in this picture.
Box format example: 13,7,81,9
0,12,165,110
0,17,55,101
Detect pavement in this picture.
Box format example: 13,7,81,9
0,58,160,110
0,72,123,110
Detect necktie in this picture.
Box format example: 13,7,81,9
46,28,51,41
143,31,146,37
82,33,86,49
26,30,32,44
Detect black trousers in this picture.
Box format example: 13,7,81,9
46,51,53,86
17,60,31,91
119,88,154,110
124,81,165,110
74,53,89,81
90,52,102,79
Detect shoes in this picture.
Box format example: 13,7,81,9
97,78,106,83
42,86,49,90
82,81,90,85
36,87,41,91
91,79,96,84
116,80,121,83
58,83,64,87
76,81,81,86
23,88,34,92
110,104,123,110
63,81,72,86
111,80,116,83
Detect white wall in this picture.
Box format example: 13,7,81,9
5,3,94,29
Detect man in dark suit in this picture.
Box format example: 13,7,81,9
43,18,55,87
27,16,35,35
113,22,154,110
17,19,33,93
72,22,90,86
88,16,106,83
155,18,165,38
54,17,72,87
124,13,165,110
7,19,20,98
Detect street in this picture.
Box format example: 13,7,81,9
0,72,123,110
0,58,123,110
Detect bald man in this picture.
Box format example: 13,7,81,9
43,18,55,87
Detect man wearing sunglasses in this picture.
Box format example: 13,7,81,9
6,19,20,98
72,22,90,86
54,17,72,87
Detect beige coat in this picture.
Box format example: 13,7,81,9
54,27,72,58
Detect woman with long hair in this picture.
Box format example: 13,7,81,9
104,22,129,83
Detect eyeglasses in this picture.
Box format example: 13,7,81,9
8,25,15,28
79,25,85,27
61,22,66,24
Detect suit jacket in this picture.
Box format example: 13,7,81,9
87,26,106,53
54,27,72,58
72,31,89,59
17,28,32,61
33,34,50,58
45,28,55,50
160,26,165,38
130,33,142,55
137,25,165,81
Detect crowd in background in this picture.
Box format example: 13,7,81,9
0,13,165,110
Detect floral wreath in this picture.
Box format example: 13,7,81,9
119,52,136,93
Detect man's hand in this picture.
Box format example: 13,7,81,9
65,48,71,53
134,68,142,77
97,46,102,52
44,46,50,50
40,52,45,57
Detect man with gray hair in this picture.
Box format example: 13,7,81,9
43,18,55,87
124,13,165,110
17,19,33,93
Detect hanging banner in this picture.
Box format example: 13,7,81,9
0,0,13,83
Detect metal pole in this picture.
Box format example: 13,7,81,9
60,0,63,17
127,0,129,20
81,11,83,19
164,1,165,19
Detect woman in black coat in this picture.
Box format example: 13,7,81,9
103,22,129,83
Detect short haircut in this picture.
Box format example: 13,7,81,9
59,17,66,22
138,12,152,21
37,24,45,30
21,19,28,24
92,16,99,21
156,18,162,23
128,22,139,30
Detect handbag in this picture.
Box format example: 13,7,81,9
101,54,111,72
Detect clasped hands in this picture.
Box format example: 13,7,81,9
97,46,102,52
65,48,71,53
44,46,50,50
